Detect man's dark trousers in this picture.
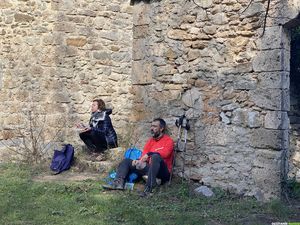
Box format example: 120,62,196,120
116,154,170,188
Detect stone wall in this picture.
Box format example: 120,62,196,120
1,0,300,200
0,0,134,156
131,0,300,200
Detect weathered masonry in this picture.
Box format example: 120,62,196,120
0,0,300,200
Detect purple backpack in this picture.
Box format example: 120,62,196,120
50,144,74,174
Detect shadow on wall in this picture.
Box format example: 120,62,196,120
287,17,300,178
130,0,160,5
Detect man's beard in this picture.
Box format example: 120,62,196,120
151,130,161,138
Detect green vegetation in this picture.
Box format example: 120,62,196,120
0,163,299,225
287,178,300,199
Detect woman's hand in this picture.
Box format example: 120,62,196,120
80,127,91,133
75,123,90,133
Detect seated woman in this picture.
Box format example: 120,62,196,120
77,99,118,153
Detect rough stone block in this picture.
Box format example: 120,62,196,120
132,61,153,84
233,78,257,90
211,13,228,25
106,147,124,162
250,128,288,150
93,51,111,64
182,87,202,109
255,26,289,50
14,13,34,23
66,37,87,47
165,48,178,59
247,111,261,128
240,2,264,18
112,52,131,63
231,109,261,128
251,149,282,199
195,0,213,9
221,62,253,74
203,25,217,35
249,88,289,111
99,31,118,41
292,152,300,164
256,72,289,89
202,124,249,146
188,49,201,61
133,3,151,25
253,49,289,72
167,29,194,41
222,103,239,111
156,65,177,76
52,92,71,103
51,0,74,11
189,40,209,49
53,22,75,33
0,1,12,8
264,111,289,129
133,25,149,39
220,112,230,124
133,39,146,60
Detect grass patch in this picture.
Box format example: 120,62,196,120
287,179,300,199
0,163,299,225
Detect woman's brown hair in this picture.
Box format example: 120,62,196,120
93,99,106,111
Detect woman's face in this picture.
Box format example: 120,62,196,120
91,101,99,113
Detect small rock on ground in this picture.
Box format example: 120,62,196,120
194,185,214,197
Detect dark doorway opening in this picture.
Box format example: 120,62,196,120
289,26,300,178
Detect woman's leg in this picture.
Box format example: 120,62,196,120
79,130,108,152
79,131,97,151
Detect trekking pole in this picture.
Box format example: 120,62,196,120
169,115,190,184
169,122,181,184
180,116,190,182
181,123,188,182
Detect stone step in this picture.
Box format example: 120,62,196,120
73,147,125,174
77,159,115,174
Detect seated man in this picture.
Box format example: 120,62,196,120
103,118,174,196
76,99,118,153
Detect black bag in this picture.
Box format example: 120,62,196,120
50,144,74,174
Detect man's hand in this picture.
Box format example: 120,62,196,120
140,154,149,162
132,160,138,166
132,160,146,170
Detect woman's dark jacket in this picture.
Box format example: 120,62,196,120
89,109,118,147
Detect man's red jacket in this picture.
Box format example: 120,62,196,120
140,134,174,173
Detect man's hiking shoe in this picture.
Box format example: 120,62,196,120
142,175,162,185
139,186,154,198
102,178,124,190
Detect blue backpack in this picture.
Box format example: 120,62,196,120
108,147,142,183
50,144,74,174
124,147,142,183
